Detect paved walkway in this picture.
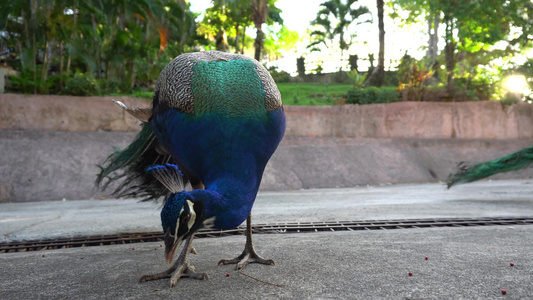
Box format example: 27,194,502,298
1,180,532,299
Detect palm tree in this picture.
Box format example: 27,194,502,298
308,0,370,71
251,0,282,61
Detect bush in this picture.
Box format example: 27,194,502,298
345,86,400,105
270,69,291,83
97,78,121,95
63,71,100,96
7,71,39,94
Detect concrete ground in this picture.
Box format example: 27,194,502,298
1,180,532,299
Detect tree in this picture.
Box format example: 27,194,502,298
0,0,199,94
390,0,533,95
251,0,282,61
365,0,385,87
307,0,371,71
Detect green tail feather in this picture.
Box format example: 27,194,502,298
447,145,533,188
96,122,180,201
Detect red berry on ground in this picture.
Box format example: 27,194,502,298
132,248,135,250
42,254,45,257
408,272,413,276
160,245,163,247
510,262,514,266
501,289,507,295
226,273,230,277
425,256,428,260
154,248,157,250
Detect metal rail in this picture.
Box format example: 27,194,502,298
1,217,532,254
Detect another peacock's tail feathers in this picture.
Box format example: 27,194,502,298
96,122,186,201
447,145,533,188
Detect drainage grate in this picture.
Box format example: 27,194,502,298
1,217,532,254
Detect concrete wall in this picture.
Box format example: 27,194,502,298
2,94,533,139
1,94,532,202
284,101,533,139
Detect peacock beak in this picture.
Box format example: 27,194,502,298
164,227,183,264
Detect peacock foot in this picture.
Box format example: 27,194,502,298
218,244,275,270
139,262,208,287
139,235,207,287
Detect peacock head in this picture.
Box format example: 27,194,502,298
160,192,205,264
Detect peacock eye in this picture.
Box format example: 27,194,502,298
181,213,191,224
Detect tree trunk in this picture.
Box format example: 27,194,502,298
254,26,263,61
427,13,439,67
41,36,50,93
365,0,385,87
241,26,246,54
91,14,101,79
234,24,240,53
59,41,64,90
444,14,456,96
216,29,229,52
252,0,267,61
32,30,37,94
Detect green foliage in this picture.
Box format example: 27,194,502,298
269,67,291,83
277,83,353,105
500,92,521,106
7,71,40,94
345,86,400,105
63,71,100,96
263,26,299,59
345,70,366,88
308,0,371,71
1,0,199,95
390,0,533,97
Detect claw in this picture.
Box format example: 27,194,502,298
218,214,275,270
139,234,207,287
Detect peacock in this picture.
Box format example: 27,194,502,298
447,145,533,188
96,51,286,287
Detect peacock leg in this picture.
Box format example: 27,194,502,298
218,213,274,270
139,233,208,287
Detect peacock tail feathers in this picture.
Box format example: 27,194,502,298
447,145,533,188
96,122,186,201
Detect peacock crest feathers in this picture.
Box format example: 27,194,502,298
146,164,185,194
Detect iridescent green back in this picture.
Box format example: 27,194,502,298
155,51,281,115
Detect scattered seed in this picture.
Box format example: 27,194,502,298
501,289,507,295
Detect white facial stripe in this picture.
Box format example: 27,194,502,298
186,200,196,230
174,206,185,244
203,217,216,229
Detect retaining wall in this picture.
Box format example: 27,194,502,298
1,94,532,202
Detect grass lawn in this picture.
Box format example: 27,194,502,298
277,83,353,105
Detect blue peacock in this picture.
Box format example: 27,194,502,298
96,51,286,286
